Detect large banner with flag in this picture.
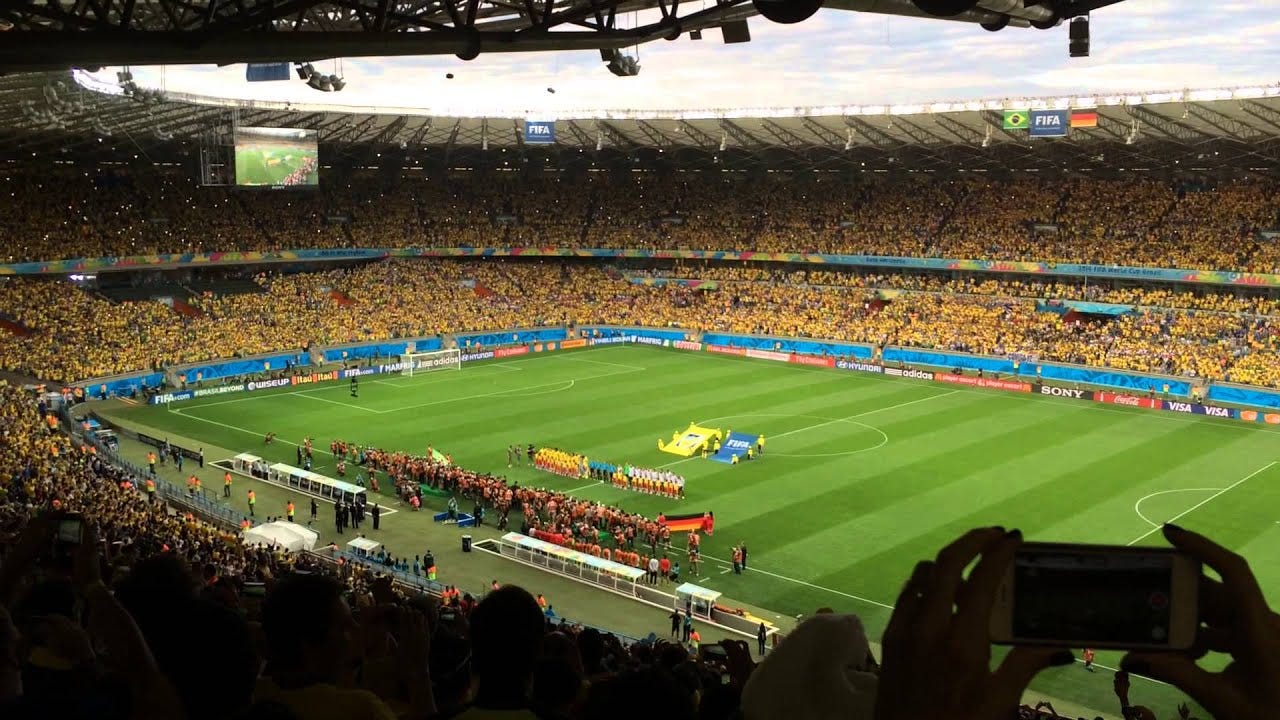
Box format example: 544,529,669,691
1030,109,1069,137
711,431,761,464
1003,110,1029,130
1070,111,1098,128
664,512,713,534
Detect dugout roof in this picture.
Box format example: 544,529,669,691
2,70,1280,175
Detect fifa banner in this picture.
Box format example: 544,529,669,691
659,423,723,458
711,431,760,465
1029,109,1069,138
524,120,555,144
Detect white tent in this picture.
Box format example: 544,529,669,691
242,521,319,552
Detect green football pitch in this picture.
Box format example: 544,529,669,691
102,345,1280,716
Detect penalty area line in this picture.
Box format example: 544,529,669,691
1126,460,1276,546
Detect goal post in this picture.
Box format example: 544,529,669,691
397,348,462,377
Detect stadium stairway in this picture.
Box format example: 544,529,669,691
329,290,355,307
170,299,203,318
0,313,32,337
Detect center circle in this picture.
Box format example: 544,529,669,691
695,413,889,458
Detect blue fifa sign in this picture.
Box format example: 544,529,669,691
1029,109,1069,137
524,120,555,144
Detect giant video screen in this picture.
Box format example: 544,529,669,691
234,126,319,187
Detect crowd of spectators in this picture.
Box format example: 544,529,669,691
8,258,1280,387
4,169,1279,273
3,380,1276,719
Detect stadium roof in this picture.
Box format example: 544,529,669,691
0,0,1117,71
3,70,1280,175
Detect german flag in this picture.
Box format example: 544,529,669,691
664,512,708,533
1070,111,1099,128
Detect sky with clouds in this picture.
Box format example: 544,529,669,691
101,0,1280,117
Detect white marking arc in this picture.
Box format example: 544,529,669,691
1132,488,1223,529
693,412,889,458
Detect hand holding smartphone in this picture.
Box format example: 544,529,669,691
989,542,1200,651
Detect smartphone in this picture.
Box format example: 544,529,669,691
989,542,1199,650
56,518,84,545
698,643,727,662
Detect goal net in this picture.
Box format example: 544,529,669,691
396,348,462,377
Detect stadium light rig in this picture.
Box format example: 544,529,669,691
600,49,640,77
295,62,345,92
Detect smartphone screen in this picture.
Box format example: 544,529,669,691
56,518,83,544
992,543,1198,649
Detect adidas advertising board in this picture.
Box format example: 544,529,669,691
885,367,934,381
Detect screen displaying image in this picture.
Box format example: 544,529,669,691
234,126,319,187
1012,549,1174,645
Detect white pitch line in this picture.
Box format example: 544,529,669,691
657,389,960,469
565,481,603,493
1132,488,1222,529
697,553,895,610
373,366,642,414
291,390,379,413
562,356,648,371
1127,461,1276,546
692,351,1280,438
692,553,1167,684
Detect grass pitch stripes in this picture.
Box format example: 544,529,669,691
112,346,1280,718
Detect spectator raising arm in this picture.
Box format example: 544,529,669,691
1120,524,1280,720
875,527,1074,720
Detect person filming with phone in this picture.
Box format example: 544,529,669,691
873,524,1280,720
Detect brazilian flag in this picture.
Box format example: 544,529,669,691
1003,110,1029,130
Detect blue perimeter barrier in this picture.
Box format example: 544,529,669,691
702,333,875,360
322,338,444,363
86,326,1280,411
456,328,566,347
883,349,1191,397
181,353,308,383
1208,384,1280,411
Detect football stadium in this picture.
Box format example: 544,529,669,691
3,2,1280,719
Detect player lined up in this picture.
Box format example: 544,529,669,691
532,447,686,498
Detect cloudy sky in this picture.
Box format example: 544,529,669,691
99,0,1279,116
